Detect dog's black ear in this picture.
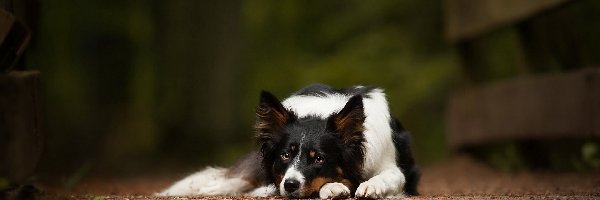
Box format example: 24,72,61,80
328,95,366,181
255,91,294,153
328,95,366,146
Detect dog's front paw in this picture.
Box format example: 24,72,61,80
319,182,350,199
355,179,386,198
248,184,277,197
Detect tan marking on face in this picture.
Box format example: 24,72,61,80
301,175,353,197
303,177,332,197
290,144,296,152
275,175,284,186
335,166,353,189
309,150,316,158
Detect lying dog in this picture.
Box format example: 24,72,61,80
158,84,420,198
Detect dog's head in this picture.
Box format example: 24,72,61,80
255,91,366,198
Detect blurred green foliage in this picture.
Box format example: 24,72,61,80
581,142,600,169
0,0,463,182
239,0,458,165
0,177,9,191
23,0,457,176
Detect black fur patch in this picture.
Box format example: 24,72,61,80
390,118,420,195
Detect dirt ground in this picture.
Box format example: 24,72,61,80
20,155,600,199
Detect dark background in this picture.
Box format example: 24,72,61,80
5,0,599,188
25,0,455,179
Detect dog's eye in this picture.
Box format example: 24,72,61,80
315,155,325,163
280,152,290,160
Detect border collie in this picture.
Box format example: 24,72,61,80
158,84,420,198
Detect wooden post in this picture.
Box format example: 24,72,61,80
0,0,38,185
0,70,43,184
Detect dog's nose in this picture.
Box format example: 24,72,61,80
283,179,300,193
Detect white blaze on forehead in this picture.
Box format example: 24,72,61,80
292,134,305,166
279,134,307,195
282,94,348,119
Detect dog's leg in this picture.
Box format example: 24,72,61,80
157,167,253,196
355,166,406,198
158,152,269,196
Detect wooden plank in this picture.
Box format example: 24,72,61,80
445,0,572,42
447,68,600,148
0,70,43,184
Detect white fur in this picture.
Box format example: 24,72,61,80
283,87,406,198
282,93,349,118
319,182,351,199
157,167,252,196
248,184,277,197
355,167,406,198
357,89,406,197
